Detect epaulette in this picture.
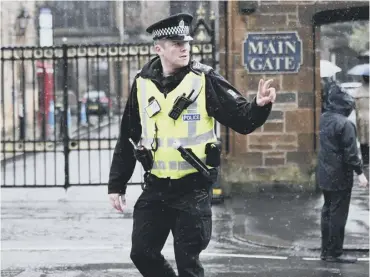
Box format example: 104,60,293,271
190,60,213,74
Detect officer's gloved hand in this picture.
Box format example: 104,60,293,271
109,193,126,212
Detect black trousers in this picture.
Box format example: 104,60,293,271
360,144,369,166
130,178,213,277
321,188,352,257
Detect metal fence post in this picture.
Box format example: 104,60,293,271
62,44,70,190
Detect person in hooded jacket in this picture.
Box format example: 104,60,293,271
318,87,368,263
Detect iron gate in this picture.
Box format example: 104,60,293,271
1,18,216,189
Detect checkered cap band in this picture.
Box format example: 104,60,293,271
152,26,190,38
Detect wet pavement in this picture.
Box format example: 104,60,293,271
230,185,369,251
1,185,369,277
1,258,369,277
1,120,369,276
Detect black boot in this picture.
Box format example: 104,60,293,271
325,254,357,263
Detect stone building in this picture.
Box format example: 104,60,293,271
0,1,38,140
218,1,369,193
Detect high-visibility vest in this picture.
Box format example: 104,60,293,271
136,71,217,179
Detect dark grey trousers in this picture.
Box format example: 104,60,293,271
321,188,352,257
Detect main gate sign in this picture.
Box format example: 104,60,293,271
1,18,216,189
243,32,303,74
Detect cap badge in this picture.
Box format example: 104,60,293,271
179,20,185,28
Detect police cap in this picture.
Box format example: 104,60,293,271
146,13,193,41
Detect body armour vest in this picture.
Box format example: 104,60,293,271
136,71,217,179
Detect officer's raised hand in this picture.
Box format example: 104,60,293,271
109,193,126,213
256,79,276,106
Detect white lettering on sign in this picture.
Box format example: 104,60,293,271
249,41,263,54
285,57,295,70
243,32,302,74
248,41,297,55
249,57,296,71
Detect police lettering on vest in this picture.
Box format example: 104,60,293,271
182,113,200,121
136,71,218,179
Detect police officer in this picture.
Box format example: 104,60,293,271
108,13,276,277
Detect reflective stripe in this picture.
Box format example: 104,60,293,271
186,75,201,138
169,157,207,170
141,137,161,148
152,161,166,170
187,75,202,101
187,100,198,139
139,78,148,139
143,129,215,148
167,129,214,147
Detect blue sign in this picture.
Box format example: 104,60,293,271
183,114,200,121
243,32,302,74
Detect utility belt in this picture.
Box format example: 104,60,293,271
143,168,219,188
129,139,221,185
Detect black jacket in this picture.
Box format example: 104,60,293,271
317,87,363,191
108,57,272,194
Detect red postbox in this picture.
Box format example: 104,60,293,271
36,61,54,139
